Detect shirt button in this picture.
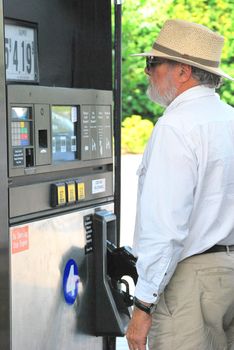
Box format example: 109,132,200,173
153,293,157,297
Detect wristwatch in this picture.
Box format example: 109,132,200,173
133,296,157,315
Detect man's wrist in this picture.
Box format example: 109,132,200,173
133,296,157,314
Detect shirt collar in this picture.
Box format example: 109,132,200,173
165,85,217,114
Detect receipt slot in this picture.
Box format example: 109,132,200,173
93,210,137,336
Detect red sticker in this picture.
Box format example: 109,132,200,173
11,226,29,254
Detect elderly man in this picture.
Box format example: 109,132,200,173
126,19,234,350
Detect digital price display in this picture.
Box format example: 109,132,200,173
5,22,39,82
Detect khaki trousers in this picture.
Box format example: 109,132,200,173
148,252,234,350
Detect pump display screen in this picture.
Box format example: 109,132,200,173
12,107,31,120
52,106,78,162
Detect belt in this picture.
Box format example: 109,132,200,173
201,245,234,254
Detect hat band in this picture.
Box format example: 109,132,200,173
153,43,220,68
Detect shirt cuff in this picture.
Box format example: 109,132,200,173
134,277,160,304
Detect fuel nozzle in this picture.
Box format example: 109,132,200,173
107,241,138,286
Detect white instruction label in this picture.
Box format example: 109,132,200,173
71,107,77,122
92,178,106,194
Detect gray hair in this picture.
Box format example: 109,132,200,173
191,66,223,88
166,59,223,88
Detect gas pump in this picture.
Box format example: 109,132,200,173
0,0,136,349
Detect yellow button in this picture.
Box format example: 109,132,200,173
77,182,85,200
20,122,25,127
67,182,76,203
57,185,66,205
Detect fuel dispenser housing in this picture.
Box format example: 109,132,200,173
7,84,115,350
0,0,131,349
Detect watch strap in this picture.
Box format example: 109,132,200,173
133,297,156,314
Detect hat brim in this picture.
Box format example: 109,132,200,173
131,49,234,81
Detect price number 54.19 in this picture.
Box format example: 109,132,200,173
5,37,34,75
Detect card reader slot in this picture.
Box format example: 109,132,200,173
38,129,48,148
25,148,34,167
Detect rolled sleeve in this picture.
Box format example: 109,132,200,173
134,277,159,303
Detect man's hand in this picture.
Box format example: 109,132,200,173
126,307,152,350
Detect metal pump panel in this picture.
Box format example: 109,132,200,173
0,0,127,349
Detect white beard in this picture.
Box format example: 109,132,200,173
146,78,178,107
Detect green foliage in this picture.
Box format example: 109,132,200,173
121,0,234,122
121,115,154,154
121,0,168,124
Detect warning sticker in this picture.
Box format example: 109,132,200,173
11,226,29,254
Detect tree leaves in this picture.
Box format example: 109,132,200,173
121,0,234,122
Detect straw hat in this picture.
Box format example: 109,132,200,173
132,19,234,81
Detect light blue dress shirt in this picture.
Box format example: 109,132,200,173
133,86,234,303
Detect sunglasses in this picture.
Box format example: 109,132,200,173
145,56,168,71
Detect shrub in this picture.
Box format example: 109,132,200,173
121,115,154,154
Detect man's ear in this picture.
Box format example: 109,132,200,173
178,64,192,82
